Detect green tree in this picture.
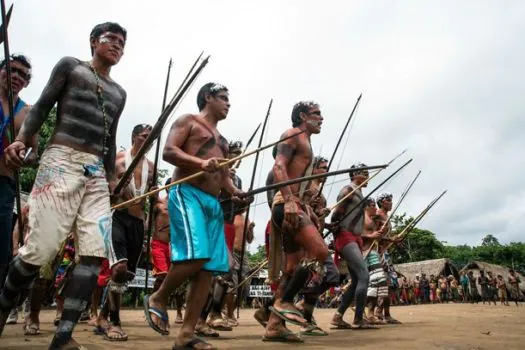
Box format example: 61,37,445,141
390,213,445,264
481,234,500,247
247,244,266,268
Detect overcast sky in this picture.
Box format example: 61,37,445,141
8,0,525,251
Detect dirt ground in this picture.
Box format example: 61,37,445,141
1,303,524,350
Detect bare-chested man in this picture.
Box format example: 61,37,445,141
330,166,376,329
374,193,402,324
1,22,127,348
0,54,35,285
95,124,154,341
264,101,328,343
143,82,249,350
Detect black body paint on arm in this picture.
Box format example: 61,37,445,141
17,57,77,144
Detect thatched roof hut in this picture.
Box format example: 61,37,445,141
395,258,460,281
460,261,525,293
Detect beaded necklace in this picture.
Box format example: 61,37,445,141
89,62,109,157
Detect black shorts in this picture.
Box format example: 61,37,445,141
272,203,315,254
112,210,145,274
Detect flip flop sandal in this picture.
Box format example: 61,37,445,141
386,318,403,324
262,330,304,343
268,306,306,327
208,318,232,331
23,322,41,336
103,325,129,341
174,316,184,325
194,326,219,338
143,294,170,336
300,324,328,336
330,320,353,330
172,338,217,350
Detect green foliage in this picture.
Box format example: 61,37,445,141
247,244,266,268
390,214,525,275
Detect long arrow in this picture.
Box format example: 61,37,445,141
381,169,421,231
111,130,307,210
364,170,422,258
114,53,208,194
317,93,362,197
379,190,447,254
233,123,261,169
236,99,272,318
0,2,11,45
1,1,22,243
327,149,407,212
143,58,173,291
242,164,387,198
323,158,412,238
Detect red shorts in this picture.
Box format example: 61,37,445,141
224,223,235,253
335,230,363,255
151,239,170,277
97,258,111,287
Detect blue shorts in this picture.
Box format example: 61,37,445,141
169,183,228,275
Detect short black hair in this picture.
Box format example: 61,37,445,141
313,156,328,169
197,82,228,111
291,101,318,127
349,162,368,179
90,22,127,55
229,140,243,153
131,124,152,145
0,54,32,81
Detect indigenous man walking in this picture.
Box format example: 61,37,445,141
264,101,328,343
143,82,248,350
375,193,402,324
0,22,127,349
330,165,375,329
96,124,154,341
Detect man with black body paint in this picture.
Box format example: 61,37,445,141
0,22,127,349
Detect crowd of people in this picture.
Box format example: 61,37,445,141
1,18,519,350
